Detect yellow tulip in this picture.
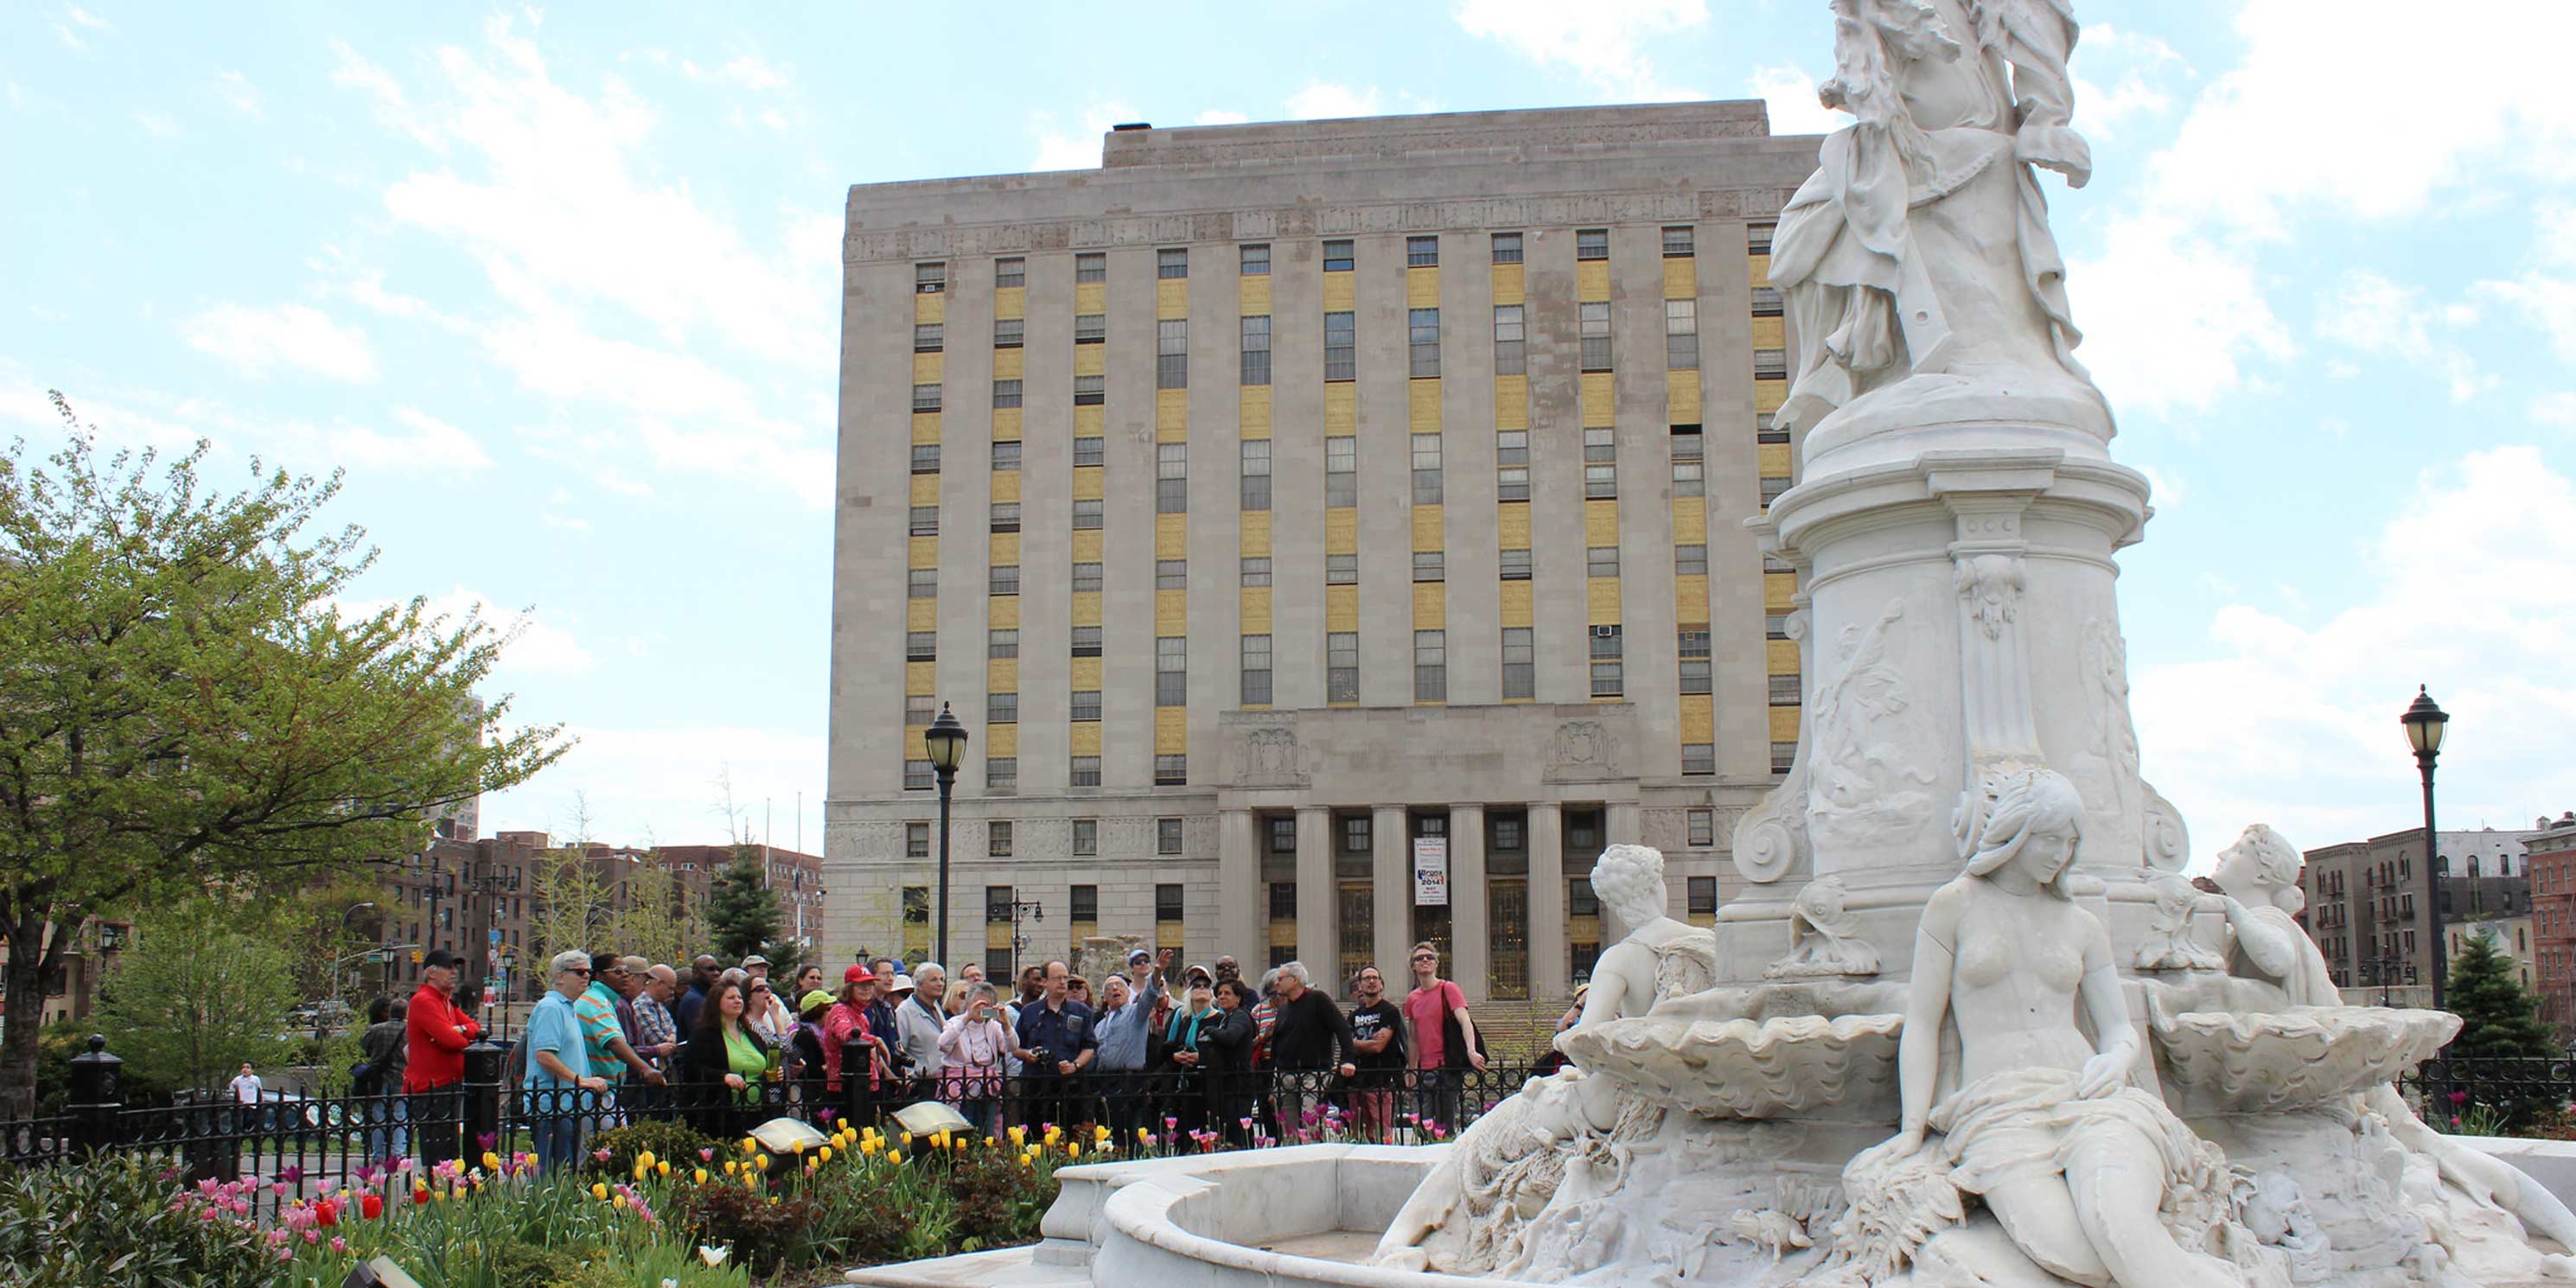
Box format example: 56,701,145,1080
481,1151,502,1170
742,1137,758,1155
657,1161,672,1176
1019,1155,1032,1169
768,1196,780,1206
1137,1127,1150,1141
860,1139,878,1156
724,1161,738,1176
590,1183,609,1201
1008,1125,1025,1145
638,1150,656,1168
818,1146,832,1163
632,1164,647,1182
806,1158,819,1172
900,1131,914,1147
1068,1142,1081,1159
694,1169,708,1184
888,1150,903,1165
1094,1125,1111,1140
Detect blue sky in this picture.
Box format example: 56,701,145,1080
5,1,2573,864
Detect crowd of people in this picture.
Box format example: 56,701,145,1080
326,940,1535,1174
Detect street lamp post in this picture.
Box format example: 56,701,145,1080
923,704,969,970
2404,685,2450,1013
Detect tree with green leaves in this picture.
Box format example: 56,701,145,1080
705,845,782,966
0,399,569,1117
2445,928,2561,1129
91,897,298,1095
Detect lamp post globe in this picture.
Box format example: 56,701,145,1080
924,703,968,969
2402,685,2448,1013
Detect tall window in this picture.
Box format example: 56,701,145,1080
1069,884,1097,921
990,564,1020,596
1327,631,1360,704
1240,556,1272,586
988,692,1017,723
912,384,941,412
1675,544,1708,577
1075,252,1106,282
1075,314,1106,344
1158,247,1188,279
1240,243,1270,275
1666,298,1699,370
992,379,1023,408
1323,239,1354,272
905,630,935,660
1678,628,1712,695
988,628,1019,659
1074,436,1106,467
1326,552,1357,584
1414,629,1447,702
1591,626,1624,698
1502,627,1535,699
1493,305,1526,375
991,441,1020,471
1580,302,1613,371
1157,319,1189,388
1672,428,1704,495
1496,429,1530,501
1491,233,1523,265
1241,634,1272,705
1587,545,1620,579
1072,626,1102,657
1073,819,1097,853
905,761,932,790
909,506,938,536
916,261,947,292
1155,755,1187,786
1409,308,1441,378
1325,435,1357,507
1324,311,1355,382
907,823,930,858
1411,434,1443,504
986,757,1017,790
1662,226,1695,258
910,443,940,473
1406,235,1439,268
1071,690,1101,721
1412,551,1444,582
907,695,937,724
1240,315,1272,386
994,317,1024,348
1156,636,1186,706
996,257,1025,288
907,570,937,600
914,322,943,352
1073,499,1104,529
1158,818,1185,854
1240,440,1272,510
1576,228,1608,260
1157,443,1188,513
1074,373,1104,405
1498,547,1533,581
1770,674,1803,705
1584,427,1616,498
1157,559,1187,590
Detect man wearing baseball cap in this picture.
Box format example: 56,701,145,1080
404,948,481,1168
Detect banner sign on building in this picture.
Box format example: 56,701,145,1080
1413,836,1450,907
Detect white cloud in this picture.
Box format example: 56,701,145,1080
2065,214,2292,418
1028,99,1134,170
64,5,109,29
1452,0,1706,101
346,586,595,679
1194,109,1249,127
1285,81,1382,121
711,54,787,91
2533,392,2576,428
2473,201,2576,365
2316,270,2495,403
1748,64,1839,137
132,109,177,137
214,70,262,118
542,513,591,532
180,302,379,382
2134,447,2576,862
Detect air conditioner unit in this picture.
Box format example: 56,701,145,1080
1590,625,1621,638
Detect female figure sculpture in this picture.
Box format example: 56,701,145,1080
1859,769,2239,1287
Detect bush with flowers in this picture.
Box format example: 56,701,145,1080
0,1150,273,1288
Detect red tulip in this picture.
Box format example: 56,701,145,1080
316,1199,339,1227
360,1194,384,1221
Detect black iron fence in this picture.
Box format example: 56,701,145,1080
3,1035,1540,1216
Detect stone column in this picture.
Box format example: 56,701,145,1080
1529,803,1568,999
1449,804,1489,1001
1607,802,1642,849
1295,806,1335,970
1373,805,1411,981
1218,808,1260,969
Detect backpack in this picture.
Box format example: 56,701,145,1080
1435,984,1489,1070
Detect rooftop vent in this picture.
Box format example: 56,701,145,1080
1112,122,1152,131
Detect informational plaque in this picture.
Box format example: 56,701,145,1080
1412,836,1450,906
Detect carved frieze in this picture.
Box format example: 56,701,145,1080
1544,719,1623,783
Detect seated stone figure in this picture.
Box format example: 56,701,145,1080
1836,768,2244,1288
1374,843,1714,1275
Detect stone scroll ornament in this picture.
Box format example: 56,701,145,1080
1766,875,1882,979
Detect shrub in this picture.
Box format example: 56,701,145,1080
486,1240,592,1288
673,1179,820,1275
0,1151,272,1288
585,1119,718,1179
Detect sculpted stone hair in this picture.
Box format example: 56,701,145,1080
2230,823,2307,915
1590,844,1667,921
1961,768,2085,900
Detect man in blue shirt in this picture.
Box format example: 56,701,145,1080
1090,948,1168,1143
1011,959,1095,1129
524,949,607,1173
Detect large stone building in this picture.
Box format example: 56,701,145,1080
823,103,1821,1002
2299,825,2543,1008
2524,812,2576,1032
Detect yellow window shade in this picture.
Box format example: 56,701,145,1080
1755,379,1787,415
1494,375,1527,430
1500,581,1533,629
911,474,940,506
1240,276,1272,316
1680,694,1715,742
985,722,1018,758
1769,707,1803,741
1155,708,1187,753
913,353,944,385
909,535,939,569
1663,258,1697,300
1157,278,1189,320
985,921,1012,951
1074,346,1106,378
1577,260,1610,302
908,598,937,632
1764,571,1797,611
987,656,1019,695
1751,316,1786,349
1068,721,1102,756
1072,591,1102,627
1580,373,1615,425
1071,529,1105,562
1323,274,1355,312
1075,405,1106,435
1588,577,1621,626
991,469,1022,504
1674,573,1709,622
1157,513,1188,559
1413,583,1446,628
1074,281,1106,314
1584,499,1620,545
1239,509,1272,556
1240,386,1272,437
1497,503,1531,548
1073,466,1105,501
912,412,942,444
1667,370,1702,423
992,348,1024,380
992,407,1023,441
914,291,946,325
1267,919,1297,947
1156,589,1187,634
1157,389,1189,440
1326,584,1359,633
909,728,930,760
1071,657,1103,690
1324,384,1356,433
994,285,1026,321
1491,263,1525,306
1406,267,1439,308
1409,379,1441,431
1746,253,1772,289
906,660,936,696
1240,586,1272,632
1768,640,1802,672
1758,443,1795,476
1671,495,1706,545
1324,508,1359,554
1412,503,1444,551
987,591,1020,630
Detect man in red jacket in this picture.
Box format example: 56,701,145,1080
405,948,481,1167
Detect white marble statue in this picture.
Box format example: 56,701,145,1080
2135,874,2226,972
1776,0,2108,441
1374,844,1713,1276
1768,875,1882,979
1836,769,2244,1288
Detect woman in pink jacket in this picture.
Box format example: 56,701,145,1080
938,982,1010,1135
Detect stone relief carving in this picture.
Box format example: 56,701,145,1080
2133,874,2225,972
2143,779,2190,871
1543,719,1623,782
1951,553,2024,641
1736,607,1812,883
2081,617,2144,816
1235,724,1308,787
1764,876,1881,979
1806,605,1936,844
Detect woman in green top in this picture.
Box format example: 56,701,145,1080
680,977,770,1136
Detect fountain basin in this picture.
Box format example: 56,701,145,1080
1561,1011,1905,1119
2148,1002,2458,1116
